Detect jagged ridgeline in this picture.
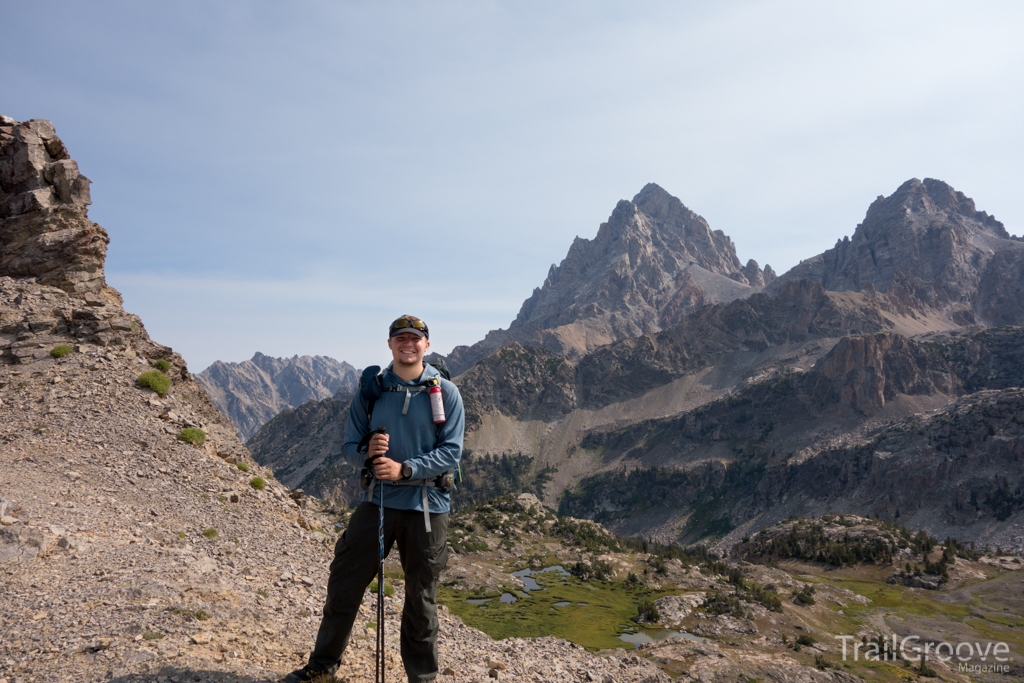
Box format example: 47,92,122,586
197,353,359,440
244,175,1024,551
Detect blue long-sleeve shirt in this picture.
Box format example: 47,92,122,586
342,362,464,513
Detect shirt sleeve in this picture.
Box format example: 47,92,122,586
406,381,465,481
341,393,370,466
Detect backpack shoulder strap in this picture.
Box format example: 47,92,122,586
359,365,383,424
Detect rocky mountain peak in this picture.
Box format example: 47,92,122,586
628,182,743,275
511,183,769,331
443,184,774,373
778,177,1024,319
862,177,1009,240
0,116,110,298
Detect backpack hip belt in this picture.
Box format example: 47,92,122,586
363,472,455,532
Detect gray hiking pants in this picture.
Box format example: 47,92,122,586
307,502,449,682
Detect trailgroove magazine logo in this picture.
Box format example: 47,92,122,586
835,634,1013,674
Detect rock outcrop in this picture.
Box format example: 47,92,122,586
445,183,771,373
197,352,358,439
1,116,110,297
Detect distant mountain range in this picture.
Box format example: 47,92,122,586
197,353,358,440
235,178,1024,551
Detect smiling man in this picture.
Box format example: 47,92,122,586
285,315,465,683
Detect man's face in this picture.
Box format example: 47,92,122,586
388,332,429,367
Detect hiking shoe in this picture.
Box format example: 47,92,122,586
282,665,338,682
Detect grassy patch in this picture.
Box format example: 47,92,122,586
171,608,211,621
137,370,171,396
237,462,250,472
963,615,1024,651
438,569,667,651
250,477,266,490
202,528,218,539
143,631,163,640
369,580,396,597
816,577,971,621
177,427,206,446
153,359,172,372
50,344,73,358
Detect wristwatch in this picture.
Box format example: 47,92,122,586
401,463,412,480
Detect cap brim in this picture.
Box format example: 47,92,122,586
390,328,426,338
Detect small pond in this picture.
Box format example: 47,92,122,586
511,565,569,592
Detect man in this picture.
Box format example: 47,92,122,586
285,315,465,683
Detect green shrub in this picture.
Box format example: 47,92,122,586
250,477,267,490
256,588,269,598
178,428,206,446
797,634,816,646
50,344,73,359
794,584,816,606
237,462,250,472
569,558,614,582
137,370,171,396
634,599,660,623
202,528,218,539
702,590,747,617
746,582,783,612
153,359,172,372
370,580,396,597
143,632,164,640
171,608,210,621
450,535,488,553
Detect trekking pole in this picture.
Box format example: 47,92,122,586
376,434,387,683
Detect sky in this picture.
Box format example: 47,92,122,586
3,1,1023,372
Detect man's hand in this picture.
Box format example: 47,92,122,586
368,431,389,458
372,456,403,481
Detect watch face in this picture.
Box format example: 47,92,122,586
402,463,412,479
